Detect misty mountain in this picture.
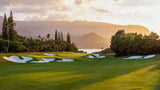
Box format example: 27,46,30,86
0,20,150,38
72,32,110,49
0,19,150,49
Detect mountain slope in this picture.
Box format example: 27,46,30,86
0,20,150,38
72,32,110,49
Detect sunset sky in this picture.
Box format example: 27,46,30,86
0,0,160,34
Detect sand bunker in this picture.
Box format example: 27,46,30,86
31,58,55,63
93,54,106,58
88,55,95,58
93,54,100,58
56,58,74,62
3,56,33,63
124,56,143,59
124,55,155,59
87,54,106,59
97,56,106,58
44,53,57,56
143,55,155,59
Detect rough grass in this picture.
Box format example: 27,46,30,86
0,52,160,90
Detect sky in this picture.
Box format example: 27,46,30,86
0,0,160,34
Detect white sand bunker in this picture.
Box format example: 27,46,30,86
3,56,33,63
124,55,156,59
124,56,143,59
87,54,106,59
44,53,57,56
56,58,74,62
88,55,95,58
93,54,106,58
143,55,155,59
31,58,56,63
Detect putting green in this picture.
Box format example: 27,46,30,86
0,52,160,90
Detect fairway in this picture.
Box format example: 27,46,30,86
0,52,160,90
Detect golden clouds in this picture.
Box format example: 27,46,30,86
1,0,160,34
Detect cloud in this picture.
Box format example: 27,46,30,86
46,13,69,21
75,0,83,5
118,0,160,7
92,7,110,13
0,0,160,34
12,7,43,13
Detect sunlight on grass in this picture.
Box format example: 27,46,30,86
79,63,160,90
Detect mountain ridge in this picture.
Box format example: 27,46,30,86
0,19,150,49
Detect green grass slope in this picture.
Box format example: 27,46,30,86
0,52,160,90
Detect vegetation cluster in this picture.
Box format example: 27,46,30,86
111,30,160,56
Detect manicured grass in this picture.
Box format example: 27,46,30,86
0,52,160,90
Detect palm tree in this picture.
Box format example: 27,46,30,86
67,32,71,43
38,35,41,39
46,34,50,40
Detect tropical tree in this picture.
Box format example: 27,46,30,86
61,32,63,41
149,32,159,40
46,34,50,40
8,11,17,41
67,32,71,43
2,13,8,40
55,30,58,41
38,35,41,39
58,32,61,41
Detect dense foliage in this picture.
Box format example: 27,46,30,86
111,30,160,56
0,12,78,53
0,39,25,53
20,37,78,52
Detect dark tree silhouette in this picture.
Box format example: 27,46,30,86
46,34,50,40
55,30,58,41
2,13,8,40
61,32,63,41
58,32,61,41
67,32,71,43
8,11,17,41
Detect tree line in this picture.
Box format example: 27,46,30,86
111,30,160,56
0,11,78,53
